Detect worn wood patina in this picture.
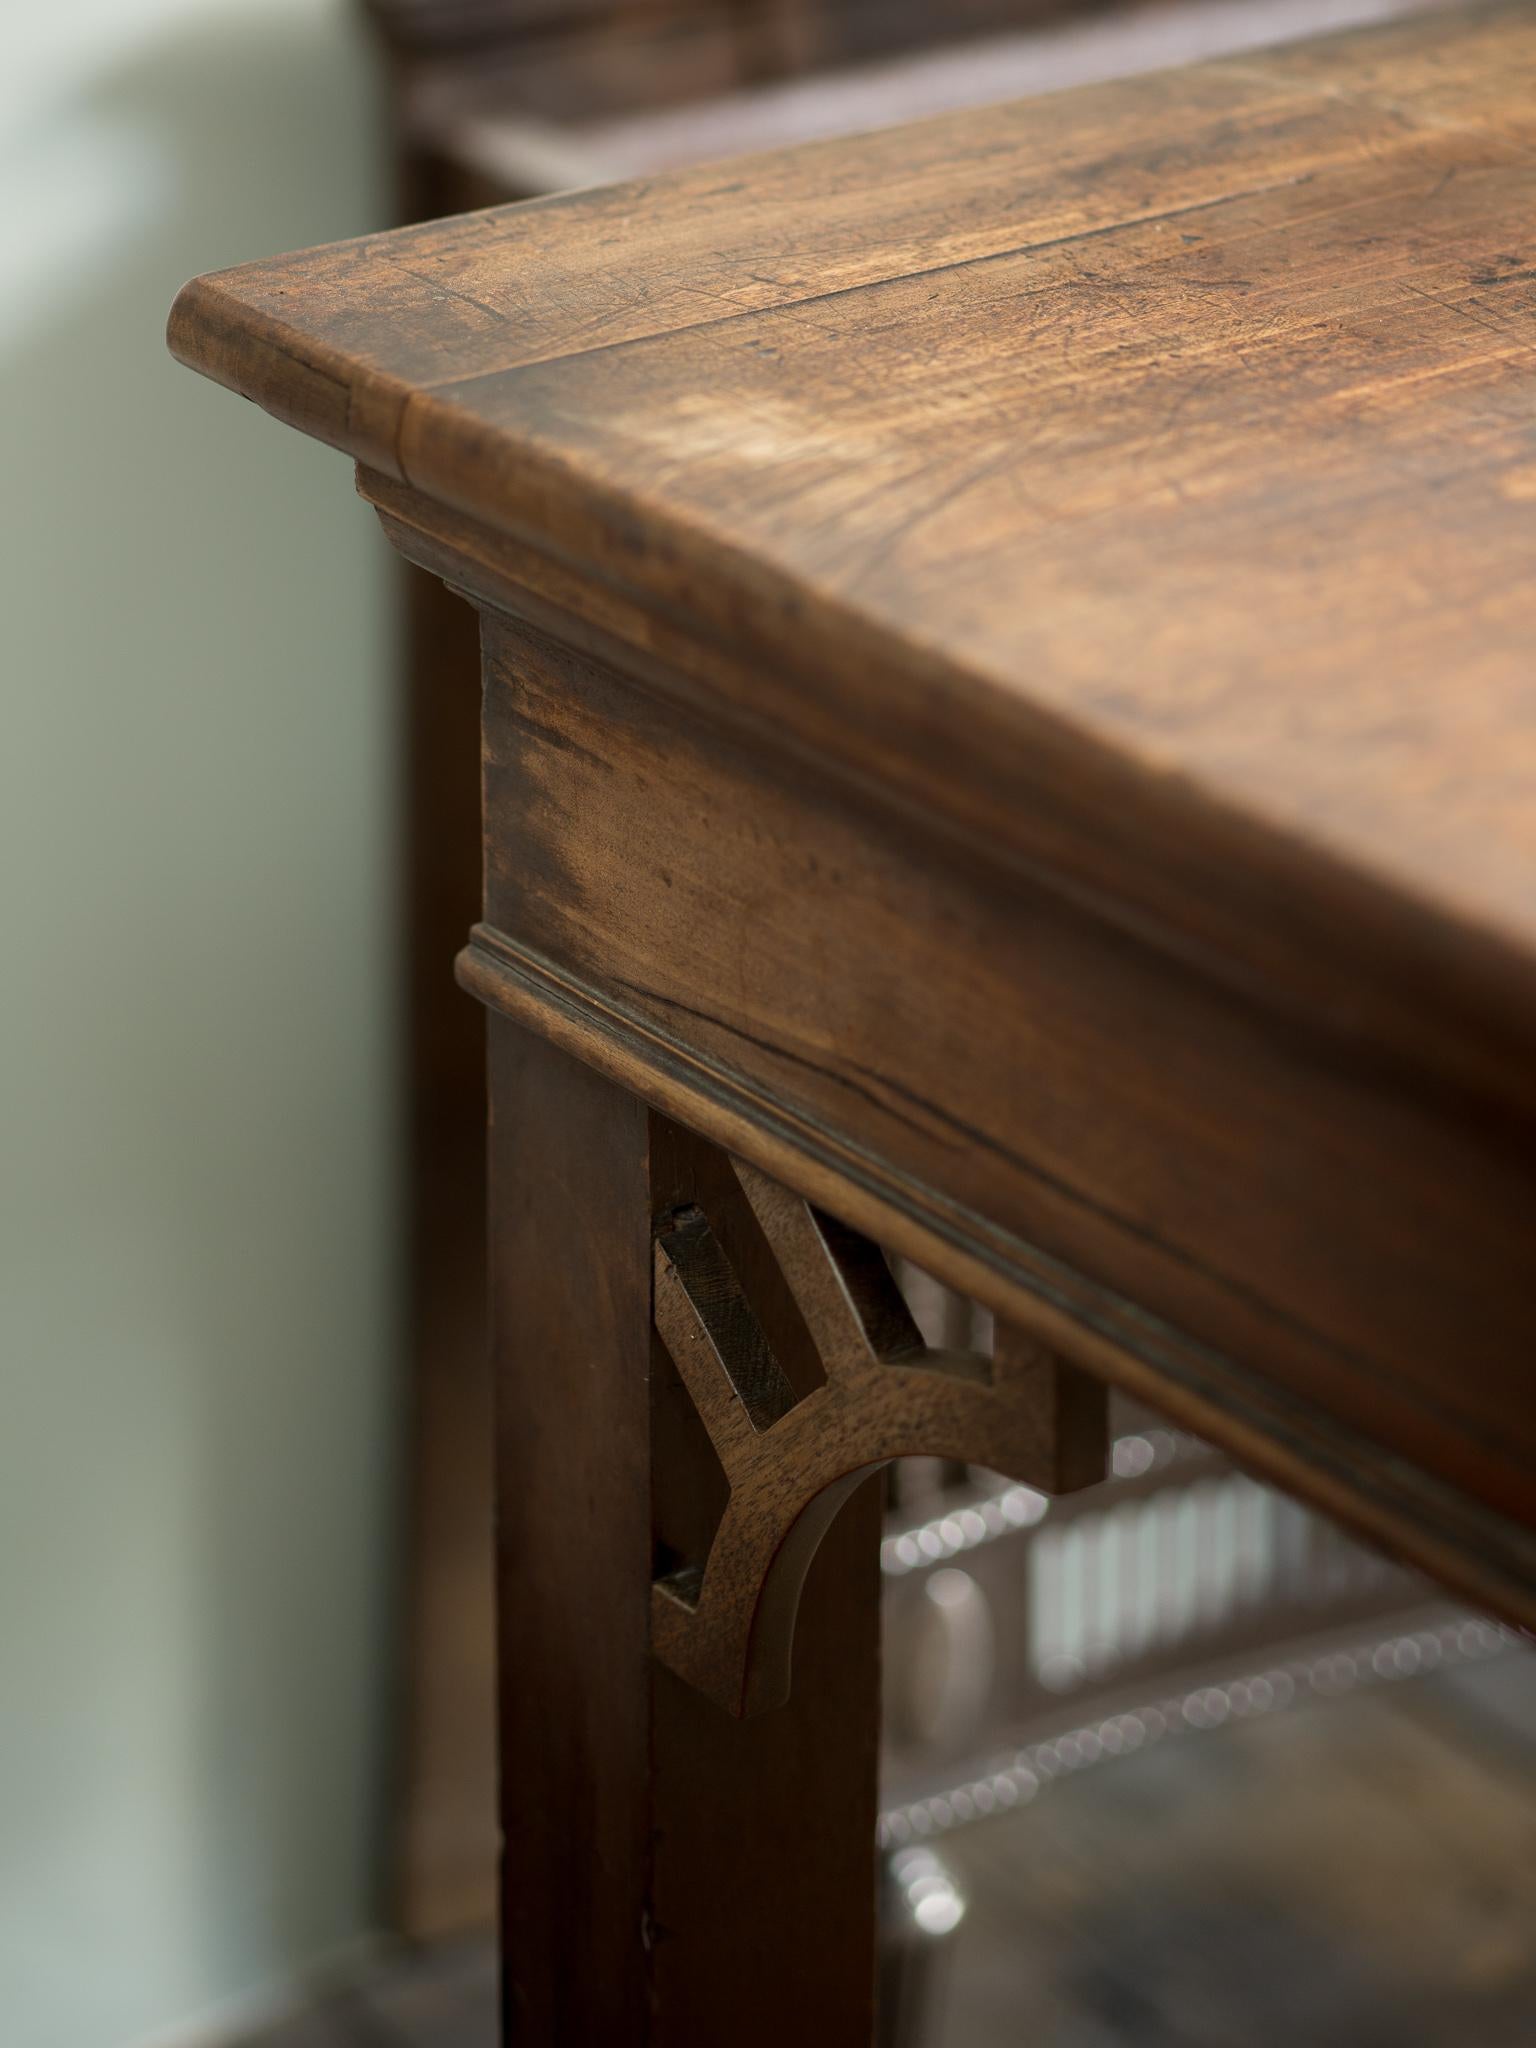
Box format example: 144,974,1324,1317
172,6,1536,2037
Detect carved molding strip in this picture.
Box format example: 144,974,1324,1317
650,1154,1106,1717
459,926,1536,1642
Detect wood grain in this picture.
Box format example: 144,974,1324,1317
170,3,1536,1111
462,606,1536,1625
651,1150,1104,1713
489,1022,879,2040
375,0,1139,1934
169,14,1536,2034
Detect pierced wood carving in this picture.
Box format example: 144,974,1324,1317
652,1155,1107,1716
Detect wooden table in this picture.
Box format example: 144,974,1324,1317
171,5,1536,2037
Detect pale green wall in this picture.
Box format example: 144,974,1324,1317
1,6,398,2044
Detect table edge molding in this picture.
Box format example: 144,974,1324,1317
459,920,1536,1637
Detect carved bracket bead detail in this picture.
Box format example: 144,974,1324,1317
651,1156,1107,1717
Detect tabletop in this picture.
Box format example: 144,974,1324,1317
171,2,1536,1104
169,14,1536,2033
170,0,1536,1613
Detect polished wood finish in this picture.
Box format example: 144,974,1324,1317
172,6,1536,2036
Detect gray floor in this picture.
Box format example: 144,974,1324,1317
248,1656,1536,2048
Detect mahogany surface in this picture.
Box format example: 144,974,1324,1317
172,6,1536,2035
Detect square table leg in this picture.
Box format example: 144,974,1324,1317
489,1019,883,2043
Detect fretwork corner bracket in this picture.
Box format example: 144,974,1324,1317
651,1153,1107,1717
